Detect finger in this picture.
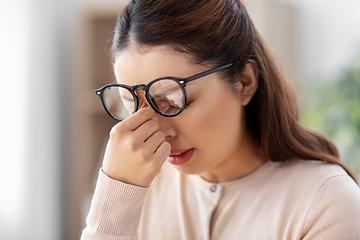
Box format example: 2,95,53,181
133,119,160,143
121,106,157,131
142,130,166,155
154,141,171,164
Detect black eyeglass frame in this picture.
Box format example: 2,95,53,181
95,62,235,121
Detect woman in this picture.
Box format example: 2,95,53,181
82,0,360,239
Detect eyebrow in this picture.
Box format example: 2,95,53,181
120,94,135,102
122,97,134,102
151,86,181,99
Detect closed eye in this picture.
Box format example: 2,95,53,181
185,100,193,108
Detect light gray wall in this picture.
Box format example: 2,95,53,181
280,0,360,79
0,1,31,240
1,0,62,239
0,0,128,239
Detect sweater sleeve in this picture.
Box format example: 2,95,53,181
81,169,149,240
302,175,360,240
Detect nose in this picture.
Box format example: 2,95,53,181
135,90,160,115
153,113,177,139
135,90,150,111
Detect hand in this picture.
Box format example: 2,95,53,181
102,107,171,187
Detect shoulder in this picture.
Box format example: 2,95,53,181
252,160,359,207
301,172,360,238
268,160,352,189
268,160,359,203
257,160,360,238
274,159,348,177
271,160,360,238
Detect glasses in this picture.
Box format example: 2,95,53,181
95,62,235,121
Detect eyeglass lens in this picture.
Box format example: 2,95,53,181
102,79,184,120
103,86,135,119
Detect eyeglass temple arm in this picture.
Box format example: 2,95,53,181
186,62,235,83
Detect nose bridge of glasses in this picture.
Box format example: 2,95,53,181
131,85,149,110
132,84,146,91
130,84,145,98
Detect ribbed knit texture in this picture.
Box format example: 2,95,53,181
82,161,360,240
82,169,148,239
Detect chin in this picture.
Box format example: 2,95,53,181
173,164,206,175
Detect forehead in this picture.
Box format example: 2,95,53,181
113,45,206,86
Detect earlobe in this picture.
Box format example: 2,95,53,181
238,62,259,106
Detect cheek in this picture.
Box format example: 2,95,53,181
181,87,243,147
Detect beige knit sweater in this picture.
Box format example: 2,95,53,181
82,160,360,240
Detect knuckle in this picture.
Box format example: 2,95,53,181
109,123,124,139
139,148,151,159
109,127,117,138
129,140,139,152
148,119,160,131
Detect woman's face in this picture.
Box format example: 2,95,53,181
113,45,263,182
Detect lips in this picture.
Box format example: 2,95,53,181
167,148,194,165
170,149,190,156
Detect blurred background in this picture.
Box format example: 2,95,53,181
0,0,359,239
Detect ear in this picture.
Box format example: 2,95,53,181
235,62,259,106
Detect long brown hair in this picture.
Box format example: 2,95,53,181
112,0,357,182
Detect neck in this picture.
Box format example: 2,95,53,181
200,130,267,183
